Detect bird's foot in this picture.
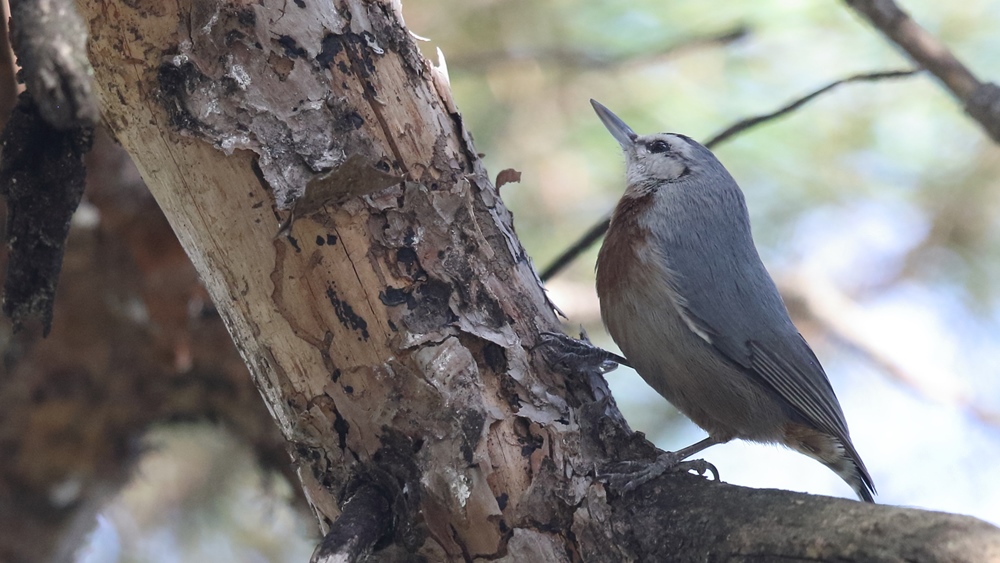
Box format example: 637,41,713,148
599,452,720,493
537,330,628,374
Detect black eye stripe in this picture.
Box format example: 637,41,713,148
648,140,670,153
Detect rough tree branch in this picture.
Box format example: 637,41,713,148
53,0,1000,560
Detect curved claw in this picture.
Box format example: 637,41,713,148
536,331,625,374
598,453,720,493
676,459,720,482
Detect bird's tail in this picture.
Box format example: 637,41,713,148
822,445,876,503
785,425,876,502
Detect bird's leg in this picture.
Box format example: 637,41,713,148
600,437,722,493
537,330,630,374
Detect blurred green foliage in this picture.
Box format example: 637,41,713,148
408,0,1000,305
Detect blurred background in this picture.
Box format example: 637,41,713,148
68,0,1000,560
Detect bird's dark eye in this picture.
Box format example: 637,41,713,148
648,140,670,154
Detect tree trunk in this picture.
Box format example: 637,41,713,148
63,0,1000,561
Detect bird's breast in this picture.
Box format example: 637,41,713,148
596,193,655,304
596,212,791,442
596,194,678,353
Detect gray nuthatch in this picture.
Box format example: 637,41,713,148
590,99,875,502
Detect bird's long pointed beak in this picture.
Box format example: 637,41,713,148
590,99,637,149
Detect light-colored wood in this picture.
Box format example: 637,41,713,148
69,2,1000,561
75,0,580,557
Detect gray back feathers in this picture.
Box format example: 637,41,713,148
591,98,875,500
640,137,871,486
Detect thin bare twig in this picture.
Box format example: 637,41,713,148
540,69,920,281
844,0,1000,142
704,69,919,147
539,216,610,281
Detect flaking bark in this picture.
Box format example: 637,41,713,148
68,0,1000,561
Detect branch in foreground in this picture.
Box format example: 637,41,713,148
540,69,919,281
535,333,1000,562
844,0,1000,143
575,471,1000,562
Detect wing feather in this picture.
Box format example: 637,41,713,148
645,173,859,457
746,339,849,439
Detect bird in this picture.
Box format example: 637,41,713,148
589,99,875,502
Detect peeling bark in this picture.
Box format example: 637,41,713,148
77,1,588,558
67,0,1000,561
